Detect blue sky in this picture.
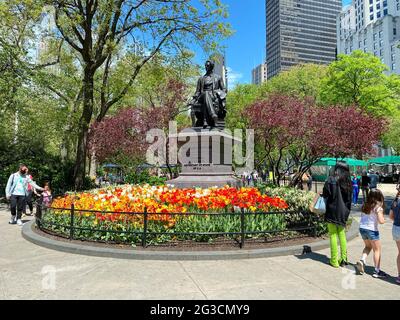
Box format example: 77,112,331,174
211,0,351,86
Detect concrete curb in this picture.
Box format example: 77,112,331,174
22,219,359,261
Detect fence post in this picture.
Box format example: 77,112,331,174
315,181,318,194
142,207,148,248
240,208,245,249
70,203,75,240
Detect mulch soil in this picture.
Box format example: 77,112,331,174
33,225,327,252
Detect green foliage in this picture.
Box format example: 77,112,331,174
383,116,400,155
262,64,327,102
320,50,397,117
124,170,167,186
258,185,328,236
226,83,260,131
0,140,75,197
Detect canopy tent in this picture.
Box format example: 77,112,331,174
314,158,368,167
368,156,400,165
311,158,368,182
102,163,121,169
137,163,156,170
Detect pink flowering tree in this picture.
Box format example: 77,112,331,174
246,94,386,186
88,80,187,168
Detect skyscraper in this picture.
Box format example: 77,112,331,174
337,0,400,75
266,0,342,79
211,53,228,89
252,62,268,85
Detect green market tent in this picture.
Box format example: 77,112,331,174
314,158,368,167
368,156,400,165
311,158,368,182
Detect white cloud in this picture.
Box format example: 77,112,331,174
226,67,243,87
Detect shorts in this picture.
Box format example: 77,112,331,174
360,228,380,241
393,225,400,242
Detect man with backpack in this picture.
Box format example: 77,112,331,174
5,164,44,226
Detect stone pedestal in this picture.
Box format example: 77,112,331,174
167,128,242,189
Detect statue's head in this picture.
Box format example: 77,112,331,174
205,60,215,73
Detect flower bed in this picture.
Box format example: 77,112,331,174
40,185,321,246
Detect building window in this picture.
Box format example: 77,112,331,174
374,51,378,56
369,0,373,4
380,40,384,47
380,49,384,56
374,42,378,49
373,33,377,41
359,41,362,48
392,53,396,61
370,14,374,21
394,28,397,36
393,63,396,70
377,3,381,10
370,6,373,12
377,11,381,18
379,31,383,38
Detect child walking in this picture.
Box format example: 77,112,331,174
41,183,52,210
356,189,387,278
389,192,400,284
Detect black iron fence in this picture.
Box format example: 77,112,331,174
35,201,320,249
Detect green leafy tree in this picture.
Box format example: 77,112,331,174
320,50,397,116
262,63,327,102
46,0,232,189
226,83,260,131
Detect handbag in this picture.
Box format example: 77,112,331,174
312,195,326,215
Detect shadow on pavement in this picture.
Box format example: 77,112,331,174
295,250,330,266
296,248,400,287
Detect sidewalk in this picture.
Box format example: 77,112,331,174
0,205,399,300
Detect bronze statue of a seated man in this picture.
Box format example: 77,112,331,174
189,60,227,129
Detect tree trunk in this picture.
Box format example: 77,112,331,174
89,151,97,178
73,68,94,190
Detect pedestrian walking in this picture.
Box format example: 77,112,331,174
368,170,379,190
247,173,252,186
361,170,371,203
351,173,361,207
252,171,259,185
5,164,44,226
23,168,34,216
389,191,400,284
356,189,387,278
322,162,352,268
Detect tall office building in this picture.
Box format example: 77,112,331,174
266,0,342,79
337,0,400,75
211,53,228,89
251,62,268,85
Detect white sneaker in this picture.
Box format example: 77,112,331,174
17,219,23,226
356,260,365,275
9,217,17,225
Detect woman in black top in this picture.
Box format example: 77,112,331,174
323,162,353,268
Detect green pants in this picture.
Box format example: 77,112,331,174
327,223,347,267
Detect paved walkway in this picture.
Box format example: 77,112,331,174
1,190,399,300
